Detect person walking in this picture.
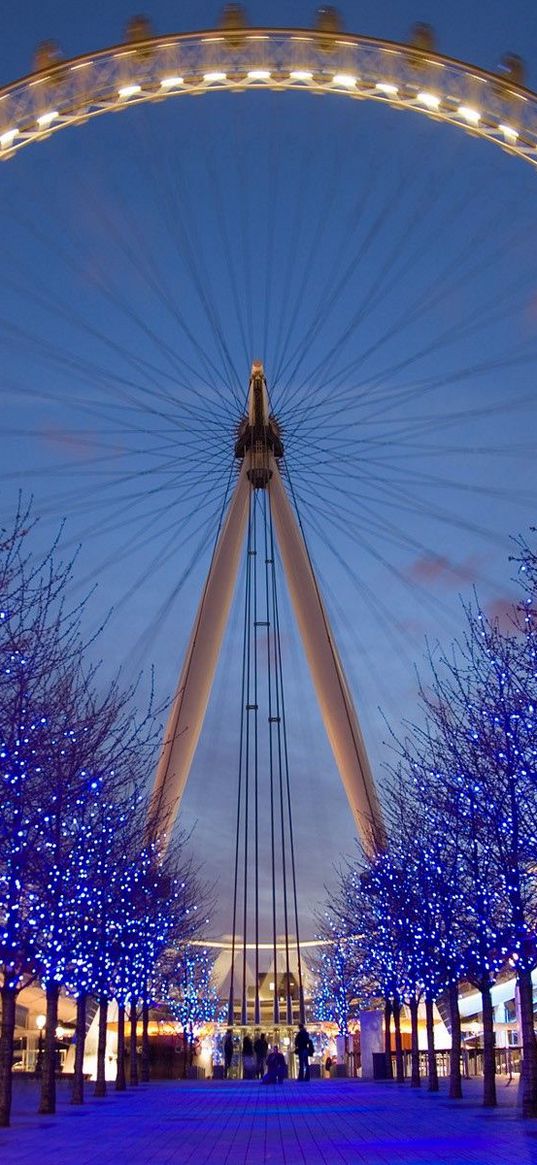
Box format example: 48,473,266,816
254,1032,269,1079
295,1022,313,1082
224,1030,234,1078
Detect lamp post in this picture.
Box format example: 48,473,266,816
35,1014,46,1074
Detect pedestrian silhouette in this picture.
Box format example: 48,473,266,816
254,1032,268,1078
224,1029,234,1078
295,1023,313,1081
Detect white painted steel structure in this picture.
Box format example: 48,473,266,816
150,363,386,858
0,26,536,166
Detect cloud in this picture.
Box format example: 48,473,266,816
40,426,122,460
406,553,480,588
485,596,518,632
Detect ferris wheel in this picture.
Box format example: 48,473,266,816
2,5,537,1024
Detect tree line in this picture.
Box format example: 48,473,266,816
0,504,211,1127
313,535,537,1118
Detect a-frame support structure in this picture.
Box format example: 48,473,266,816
150,363,385,858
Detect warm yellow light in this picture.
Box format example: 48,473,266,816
458,104,480,125
118,84,141,99
160,75,184,90
417,91,440,109
0,128,17,149
290,70,313,82
37,110,58,128
55,1026,65,1040
376,82,398,96
36,1014,46,1030
247,70,271,81
203,72,227,83
499,122,519,143
332,73,357,89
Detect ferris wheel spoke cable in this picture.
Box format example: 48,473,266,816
25,456,230,572
261,116,281,366
271,127,352,387
282,198,534,422
268,129,321,381
22,451,233,547
280,174,534,420
297,464,511,557
273,158,412,404
0,190,232,412
0,317,233,439
273,121,452,404
302,255,537,417
67,153,242,410
295,485,461,641
134,111,244,407
281,345,537,445
203,145,253,372
270,126,340,382
310,449,537,513
123,458,238,674
122,518,222,677
272,129,417,394
231,105,256,362
70,479,226,593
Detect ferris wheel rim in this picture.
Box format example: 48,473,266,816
0,25,535,166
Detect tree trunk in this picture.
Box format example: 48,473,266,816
129,999,138,1086
518,967,537,1118
384,997,393,1079
71,992,86,1105
393,993,405,1083
116,1002,126,1091
425,994,439,1092
409,996,420,1088
481,978,496,1108
0,983,17,1127
141,997,150,1084
39,981,60,1114
94,996,108,1097
448,980,462,1099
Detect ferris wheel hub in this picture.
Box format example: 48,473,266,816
234,363,284,489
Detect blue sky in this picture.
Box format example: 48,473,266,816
1,1,537,940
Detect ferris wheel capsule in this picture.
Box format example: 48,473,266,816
313,6,343,51
218,4,248,49
125,15,155,59
499,53,526,87
495,52,526,93
33,40,63,78
408,22,437,72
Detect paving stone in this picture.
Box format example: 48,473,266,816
2,1077,537,1164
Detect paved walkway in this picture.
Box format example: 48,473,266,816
3,1077,537,1164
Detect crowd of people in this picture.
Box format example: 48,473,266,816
222,1024,316,1083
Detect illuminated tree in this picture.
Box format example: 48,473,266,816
310,909,360,1036
416,598,537,1117
163,943,221,1072
0,506,89,1126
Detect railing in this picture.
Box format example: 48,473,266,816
394,1046,521,1079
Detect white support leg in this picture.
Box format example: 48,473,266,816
268,459,385,856
149,464,250,835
